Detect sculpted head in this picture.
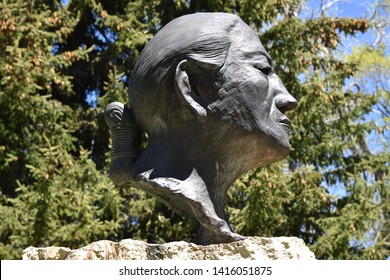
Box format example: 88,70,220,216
129,12,297,169
105,12,299,244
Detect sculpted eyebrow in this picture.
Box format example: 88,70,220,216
257,51,273,66
243,51,273,66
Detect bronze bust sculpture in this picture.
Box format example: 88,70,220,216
105,13,297,244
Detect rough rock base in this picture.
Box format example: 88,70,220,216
23,237,315,260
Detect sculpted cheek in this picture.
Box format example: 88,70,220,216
208,81,266,131
239,76,270,111
209,67,271,132
208,82,241,121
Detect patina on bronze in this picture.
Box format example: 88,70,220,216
105,13,298,245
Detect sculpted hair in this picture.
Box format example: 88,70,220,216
128,13,242,135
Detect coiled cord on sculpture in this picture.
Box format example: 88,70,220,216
104,102,142,184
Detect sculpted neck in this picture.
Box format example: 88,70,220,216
132,127,262,219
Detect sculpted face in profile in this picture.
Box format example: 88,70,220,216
105,13,297,244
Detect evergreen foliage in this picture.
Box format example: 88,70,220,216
0,0,388,259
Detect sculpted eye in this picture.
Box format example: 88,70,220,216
254,63,272,76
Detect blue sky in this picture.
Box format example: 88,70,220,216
308,0,389,151
305,0,389,53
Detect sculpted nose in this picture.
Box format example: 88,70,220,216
270,74,298,114
275,92,298,114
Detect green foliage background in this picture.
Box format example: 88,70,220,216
0,0,389,259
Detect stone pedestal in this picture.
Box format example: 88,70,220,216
23,237,315,260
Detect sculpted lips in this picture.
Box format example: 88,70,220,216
279,117,291,129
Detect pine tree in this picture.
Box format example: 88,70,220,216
1,0,388,260
0,0,121,259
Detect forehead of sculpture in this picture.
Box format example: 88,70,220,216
227,22,271,64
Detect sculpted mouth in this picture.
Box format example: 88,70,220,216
279,118,291,128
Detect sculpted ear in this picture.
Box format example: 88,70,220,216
175,60,207,117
